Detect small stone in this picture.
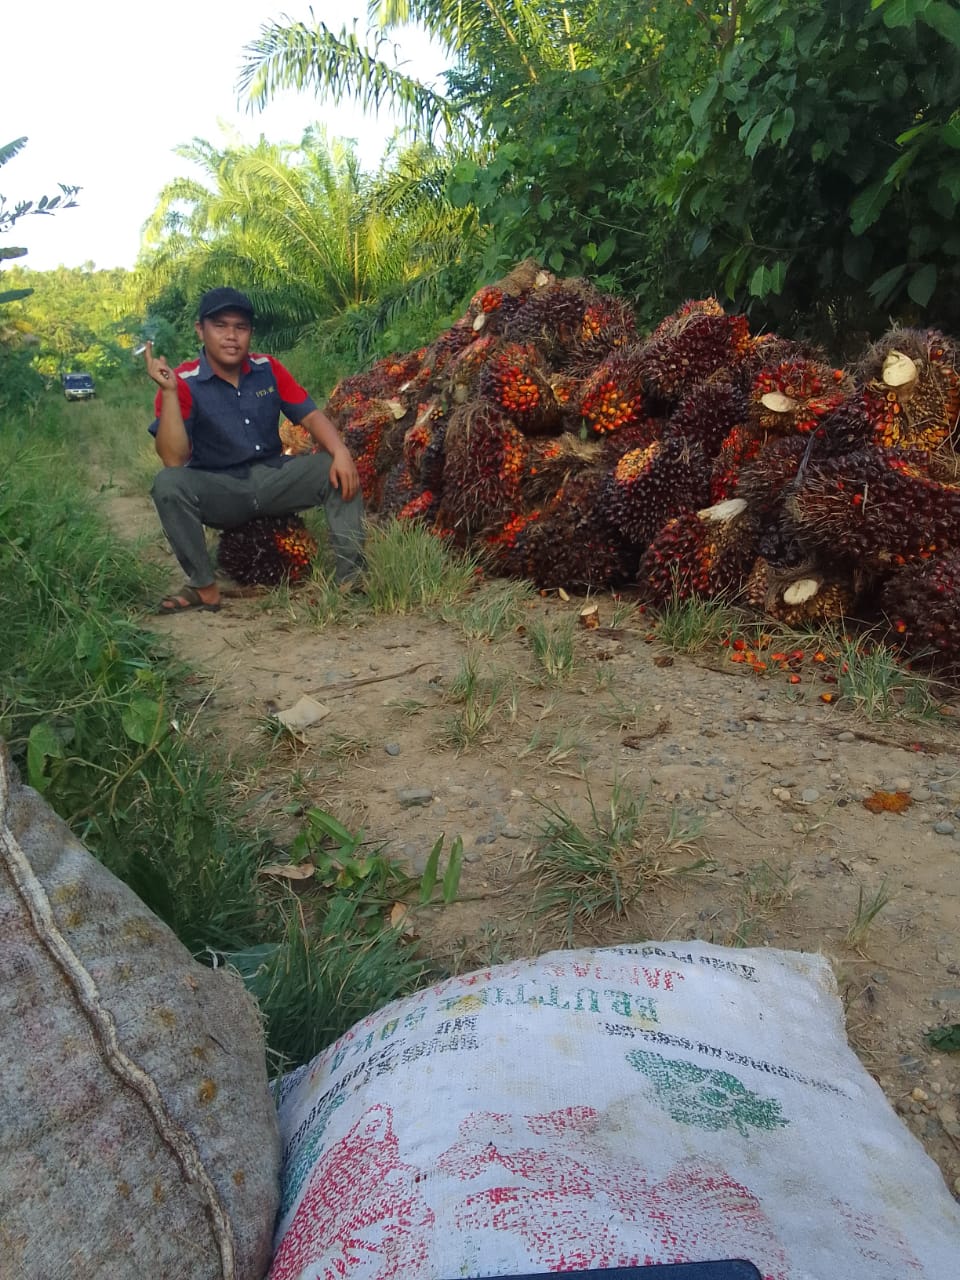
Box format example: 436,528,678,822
933,820,956,836
800,788,820,804
891,776,911,793
702,786,718,803
911,1087,928,1103
813,748,831,761
384,742,401,756
474,833,497,846
397,787,433,808
721,782,737,798
837,730,856,743
912,787,931,802
928,781,944,793
930,988,960,1004
779,775,797,788
899,1055,923,1074
772,787,792,802
501,825,523,839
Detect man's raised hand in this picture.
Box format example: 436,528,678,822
144,341,177,391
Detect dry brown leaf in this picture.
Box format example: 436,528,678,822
558,587,571,602
258,862,316,881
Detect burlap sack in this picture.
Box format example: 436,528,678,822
0,747,280,1279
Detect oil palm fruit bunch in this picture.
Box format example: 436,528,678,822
442,401,529,528
579,346,648,437
444,334,498,403
600,418,665,461
666,381,747,458
481,509,542,579
380,461,422,518
217,516,317,586
403,399,448,486
749,359,850,436
733,333,814,391
605,436,708,548
522,510,631,589
464,284,526,335
736,436,811,521
637,498,757,606
743,558,855,627
502,469,629,589
465,260,551,334
818,393,874,457
342,414,385,506
710,425,764,502
788,445,960,568
420,417,449,493
503,279,594,366
525,434,604,502
858,329,960,455
546,373,584,427
881,550,960,669
397,490,440,525
478,341,560,434
571,292,638,372
639,302,751,406
279,418,315,456
401,325,475,400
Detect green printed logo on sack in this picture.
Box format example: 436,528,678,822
627,1050,789,1137
280,1091,346,1219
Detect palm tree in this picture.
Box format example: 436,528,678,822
238,2,597,141
137,126,472,352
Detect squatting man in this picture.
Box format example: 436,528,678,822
144,287,363,613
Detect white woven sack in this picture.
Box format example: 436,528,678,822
0,749,280,1279
271,942,960,1280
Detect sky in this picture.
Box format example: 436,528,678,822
3,1,446,272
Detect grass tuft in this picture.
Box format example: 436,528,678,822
362,519,479,614
832,632,938,721
529,784,709,942
443,578,536,640
527,615,577,681
655,592,743,654
845,879,894,950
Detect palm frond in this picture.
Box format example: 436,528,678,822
0,137,28,169
240,19,458,139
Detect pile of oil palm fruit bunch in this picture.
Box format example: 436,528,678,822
294,258,960,671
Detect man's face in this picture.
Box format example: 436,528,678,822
196,309,253,370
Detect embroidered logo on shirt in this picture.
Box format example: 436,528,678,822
256,384,276,397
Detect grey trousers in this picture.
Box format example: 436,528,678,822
151,455,365,586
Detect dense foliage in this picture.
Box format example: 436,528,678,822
2,264,139,378
238,1,960,347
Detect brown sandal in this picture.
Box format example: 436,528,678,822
157,585,222,614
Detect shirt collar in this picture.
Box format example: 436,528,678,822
196,348,252,381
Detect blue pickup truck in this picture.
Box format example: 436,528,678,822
62,372,96,401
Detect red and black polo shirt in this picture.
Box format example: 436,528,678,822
149,349,317,473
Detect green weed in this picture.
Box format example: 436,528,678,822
529,784,707,942
833,633,938,721
845,879,894,950
362,518,479,614
655,592,742,654
527,616,577,681
729,861,801,948
443,579,535,640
